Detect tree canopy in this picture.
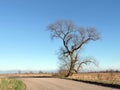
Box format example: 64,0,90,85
48,20,100,76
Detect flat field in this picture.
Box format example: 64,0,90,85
0,73,52,78
69,72,120,85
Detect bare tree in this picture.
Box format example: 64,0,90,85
59,54,98,75
48,20,100,77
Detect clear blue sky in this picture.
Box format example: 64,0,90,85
0,0,120,71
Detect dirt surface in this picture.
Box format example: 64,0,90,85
21,78,119,90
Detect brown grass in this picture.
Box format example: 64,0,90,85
68,72,120,85
0,73,52,78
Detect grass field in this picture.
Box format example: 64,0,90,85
0,78,25,90
0,73,52,78
68,72,120,85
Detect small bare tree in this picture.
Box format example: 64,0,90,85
48,20,100,77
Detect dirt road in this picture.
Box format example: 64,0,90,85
21,78,119,90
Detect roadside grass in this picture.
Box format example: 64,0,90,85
68,73,120,85
66,73,120,89
0,78,25,90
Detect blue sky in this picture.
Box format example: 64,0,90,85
0,0,120,71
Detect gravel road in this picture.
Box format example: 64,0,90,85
21,78,119,90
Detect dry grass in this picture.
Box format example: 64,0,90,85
68,72,120,85
0,73,52,78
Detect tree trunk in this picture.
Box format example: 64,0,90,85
66,60,76,77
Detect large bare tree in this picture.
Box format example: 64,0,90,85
48,20,100,77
